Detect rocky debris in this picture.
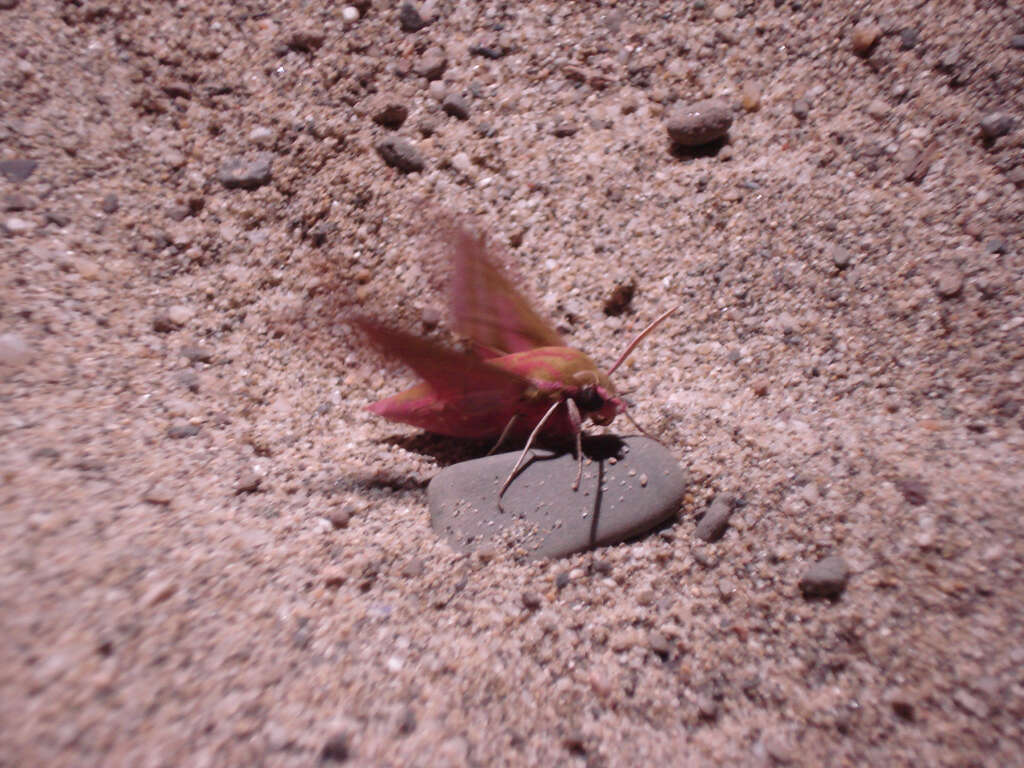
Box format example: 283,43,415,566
935,268,964,299
428,436,686,559
666,99,732,147
799,555,850,598
217,154,273,189
2,216,33,236
829,244,852,269
694,493,734,542
375,136,425,173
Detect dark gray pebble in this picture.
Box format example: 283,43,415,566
980,112,1014,141
217,154,273,189
0,158,37,183
1012,34,1024,50
398,2,427,32
375,136,425,173
666,99,732,147
167,422,200,439
694,493,734,542
181,345,213,363
101,194,119,214
441,93,470,120
899,28,919,50
800,555,850,598
428,435,686,559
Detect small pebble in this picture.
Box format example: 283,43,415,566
829,244,852,269
248,126,275,146
0,332,32,368
979,112,1014,141
143,484,174,505
218,154,273,189
167,305,192,326
896,476,929,505
2,216,34,236
740,82,761,112
320,731,350,763
899,28,919,50
181,345,213,363
792,99,810,121
441,93,470,120
341,5,359,23
935,268,964,299
3,192,32,211
101,194,119,214
666,98,733,147
521,591,542,610
328,507,352,529
235,470,262,494
866,99,889,120
398,1,427,32
1011,34,1024,50
376,137,425,173
0,158,37,183
450,152,473,175
372,100,409,129
414,46,447,80
648,630,671,657
799,555,850,598
851,22,881,55
400,558,425,578
695,493,734,542
166,422,201,439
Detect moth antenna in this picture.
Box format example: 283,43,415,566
498,399,562,511
623,406,662,443
487,414,519,456
606,305,679,376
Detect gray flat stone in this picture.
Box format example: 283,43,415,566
428,435,686,559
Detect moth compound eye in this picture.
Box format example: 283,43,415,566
575,386,604,413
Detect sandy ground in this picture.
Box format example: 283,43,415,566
2,1,1023,766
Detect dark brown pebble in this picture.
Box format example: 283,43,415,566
521,591,542,610
328,507,352,529
666,98,732,147
799,555,850,598
320,731,350,762
372,100,409,129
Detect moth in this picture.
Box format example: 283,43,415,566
351,222,674,502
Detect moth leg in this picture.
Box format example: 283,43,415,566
487,414,519,456
498,399,562,511
565,398,583,491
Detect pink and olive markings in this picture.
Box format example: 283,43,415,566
351,222,676,506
